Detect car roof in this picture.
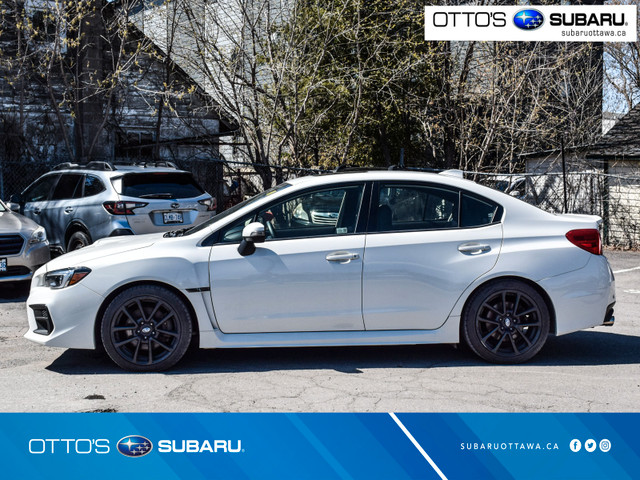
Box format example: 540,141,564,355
43,162,190,178
286,170,489,192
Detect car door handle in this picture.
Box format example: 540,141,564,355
326,251,360,263
64,207,74,213
32,208,41,215
458,243,491,254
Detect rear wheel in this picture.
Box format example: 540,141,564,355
101,285,192,371
67,231,91,251
461,280,550,364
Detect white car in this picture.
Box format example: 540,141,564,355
24,171,616,371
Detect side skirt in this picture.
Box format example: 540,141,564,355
198,316,460,349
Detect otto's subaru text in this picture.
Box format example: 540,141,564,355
25,171,615,371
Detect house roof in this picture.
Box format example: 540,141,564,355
591,103,640,157
522,104,640,161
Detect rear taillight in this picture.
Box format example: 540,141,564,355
566,229,602,255
198,197,217,211
103,201,148,215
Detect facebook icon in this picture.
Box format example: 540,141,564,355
570,439,582,452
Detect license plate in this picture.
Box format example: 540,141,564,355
163,212,183,224
0,258,6,272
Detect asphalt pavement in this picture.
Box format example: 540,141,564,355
0,249,638,412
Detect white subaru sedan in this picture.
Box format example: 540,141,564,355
24,171,615,371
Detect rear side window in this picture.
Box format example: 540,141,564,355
117,172,205,199
51,174,83,200
461,194,501,227
84,175,105,197
376,184,458,232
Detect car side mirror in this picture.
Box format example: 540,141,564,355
8,194,23,212
237,222,266,256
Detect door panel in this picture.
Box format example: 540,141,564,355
22,174,59,243
362,223,503,331
209,235,366,333
45,174,84,246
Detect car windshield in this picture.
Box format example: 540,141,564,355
181,182,293,236
0,201,5,212
116,172,205,199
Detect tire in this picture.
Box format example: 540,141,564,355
101,285,193,371
67,230,91,252
461,279,550,364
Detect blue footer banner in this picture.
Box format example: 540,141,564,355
1,413,638,479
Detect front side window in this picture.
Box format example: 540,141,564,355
218,185,365,242
376,184,458,232
24,175,59,202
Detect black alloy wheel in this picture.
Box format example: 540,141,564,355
462,280,550,364
101,285,192,371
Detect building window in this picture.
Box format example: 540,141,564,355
31,9,57,44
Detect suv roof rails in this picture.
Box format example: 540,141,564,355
136,161,178,169
332,165,385,174
85,161,115,171
53,162,80,170
112,161,178,169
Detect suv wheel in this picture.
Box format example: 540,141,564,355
67,231,91,251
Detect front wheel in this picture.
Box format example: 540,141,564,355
101,285,193,371
461,280,550,364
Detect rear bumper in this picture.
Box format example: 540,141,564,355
539,254,615,336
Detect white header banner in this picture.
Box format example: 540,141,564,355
424,5,637,42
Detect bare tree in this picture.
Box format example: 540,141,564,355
604,0,640,113
0,0,151,162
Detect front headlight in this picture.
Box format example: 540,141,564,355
43,267,91,289
29,227,47,244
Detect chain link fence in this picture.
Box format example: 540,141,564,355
471,169,640,249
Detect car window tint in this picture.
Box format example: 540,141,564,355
251,185,364,240
218,185,364,243
119,172,204,199
377,184,458,232
51,174,84,200
461,194,500,227
24,175,59,202
219,214,254,243
84,175,105,197
185,182,293,237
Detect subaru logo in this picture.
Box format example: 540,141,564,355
171,203,180,209
117,435,153,457
513,9,544,30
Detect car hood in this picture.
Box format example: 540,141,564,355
0,210,40,234
44,233,164,272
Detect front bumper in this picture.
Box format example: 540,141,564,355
539,254,615,336
0,240,49,283
24,282,104,349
